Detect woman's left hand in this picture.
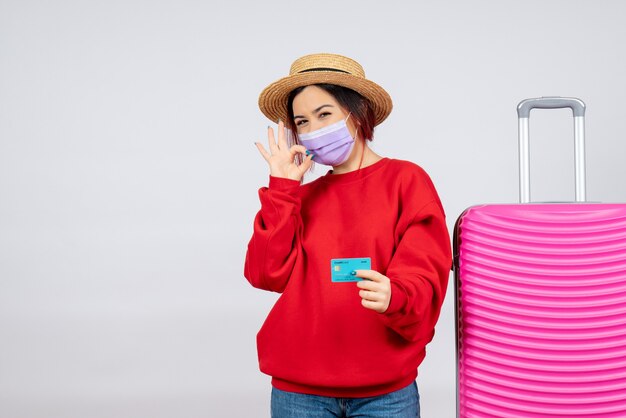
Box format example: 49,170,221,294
355,270,391,313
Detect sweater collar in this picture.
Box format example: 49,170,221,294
319,158,390,185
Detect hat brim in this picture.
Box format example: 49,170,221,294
258,71,392,126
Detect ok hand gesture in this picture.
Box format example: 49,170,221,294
255,120,314,182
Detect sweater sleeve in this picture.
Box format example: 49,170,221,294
380,197,452,343
244,176,303,293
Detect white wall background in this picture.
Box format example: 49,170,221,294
1,1,625,417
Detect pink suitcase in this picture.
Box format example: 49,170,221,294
453,97,626,417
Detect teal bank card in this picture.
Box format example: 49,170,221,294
331,257,371,282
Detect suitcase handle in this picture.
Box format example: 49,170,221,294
516,97,587,203
517,97,585,118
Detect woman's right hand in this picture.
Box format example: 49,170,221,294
255,120,314,182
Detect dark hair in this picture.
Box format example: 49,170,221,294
285,84,377,158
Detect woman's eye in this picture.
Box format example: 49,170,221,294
319,112,331,118
295,119,307,126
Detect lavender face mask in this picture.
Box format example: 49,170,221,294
298,114,355,166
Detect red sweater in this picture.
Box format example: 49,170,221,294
244,158,452,397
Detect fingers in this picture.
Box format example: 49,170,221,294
267,125,279,154
287,144,314,174
255,142,271,162
356,279,384,292
277,119,288,149
355,270,391,313
355,270,385,282
267,120,293,155
289,144,307,156
257,123,313,177
359,288,384,302
299,153,314,173
361,298,386,312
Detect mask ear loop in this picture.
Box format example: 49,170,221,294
347,111,365,171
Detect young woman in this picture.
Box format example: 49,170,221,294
245,53,451,418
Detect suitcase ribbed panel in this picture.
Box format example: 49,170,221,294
456,204,626,417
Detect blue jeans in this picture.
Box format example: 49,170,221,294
270,381,420,418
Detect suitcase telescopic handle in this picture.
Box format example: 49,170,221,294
516,97,587,203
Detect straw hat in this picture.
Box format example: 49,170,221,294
258,53,393,126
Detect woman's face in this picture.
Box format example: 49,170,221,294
291,85,358,138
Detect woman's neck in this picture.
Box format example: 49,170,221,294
332,139,382,175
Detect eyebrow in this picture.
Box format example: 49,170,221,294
294,104,335,119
